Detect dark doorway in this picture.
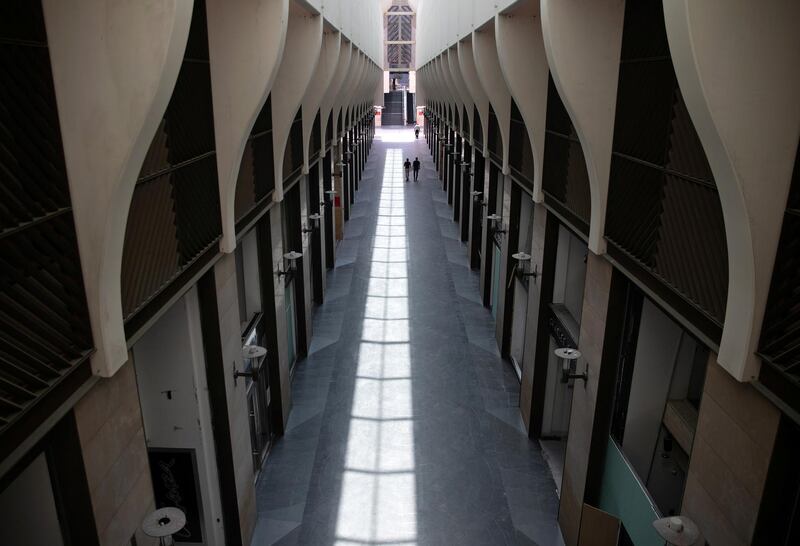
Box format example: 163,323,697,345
323,150,335,269
308,162,324,304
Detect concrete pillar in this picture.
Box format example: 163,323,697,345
540,0,625,254
495,2,549,202
559,252,614,546
206,0,289,253
270,2,322,202
664,0,800,381
42,0,193,377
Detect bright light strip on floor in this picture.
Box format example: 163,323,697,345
335,148,417,545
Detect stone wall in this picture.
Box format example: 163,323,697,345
74,359,157,546
558,252,613,546
214,252,257,544
682,357,780,545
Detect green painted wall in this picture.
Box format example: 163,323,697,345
598,437,665,546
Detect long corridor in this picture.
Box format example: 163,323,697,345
252,128,561,546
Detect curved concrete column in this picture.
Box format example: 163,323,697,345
472,24,512,173
496,2,549,202
540,0,625,253
42,0,192,377
302,29,341,171
343,51,366,132
270,3,323,201
446,47,474,142
374,65,385,109
458,38,491,155
439,52,465,133
332,47,362,139
416,66,427,109
664,0,800,381
207,0,289,252
434,56,455,127
320,41,353,143
353,56,371,126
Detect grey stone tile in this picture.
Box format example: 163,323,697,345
252,128,561,546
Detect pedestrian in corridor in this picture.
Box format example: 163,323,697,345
404,157,411,182
412,157,421,182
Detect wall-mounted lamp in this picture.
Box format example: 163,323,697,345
277,250,303,278
512,252,539,280
303,213,322,234
142,507,187,546
555,347,587,384
471,190,484,204
234,345,266,384
652,516,699,546
486,214,506,234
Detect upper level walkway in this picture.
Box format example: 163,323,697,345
252,128,562,546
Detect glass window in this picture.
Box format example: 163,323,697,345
610,290,709,516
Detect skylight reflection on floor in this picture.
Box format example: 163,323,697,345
335,149,417,545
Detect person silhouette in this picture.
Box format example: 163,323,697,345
404,158,411,182
412,157,420,182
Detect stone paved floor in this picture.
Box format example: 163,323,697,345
251,128,562,546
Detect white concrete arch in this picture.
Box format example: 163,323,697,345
348,52,367,128
332,48,362,139
415,65,427,109
270,2,323,201
320,40,352,146
664,0,800,381
373,65,384,109
445,46,474,144
540,0,625,253
355,60,374,124
434,56,456,129
458,38,491,156
495,1,549,202
302,29,341,172
439,51,466,134
360,63,378,118
206,0,289,253
343,51,366,132
472,24,511,173
42,0,193,377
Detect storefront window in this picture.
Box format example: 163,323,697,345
609,291,709,517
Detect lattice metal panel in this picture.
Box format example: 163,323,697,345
386,13,412,42
606,0,727,334
0,0,93,436
488,106,503,163
760,146,800,383
542,76,591,231
387,44,413,69
473,106,483,147
282,107,303,181
509,99,534,191
310,110,322,157
122,0,221,321
235,95,275,223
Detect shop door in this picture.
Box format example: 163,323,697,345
286,284,298,374
243,322,275,474
491,245,501,320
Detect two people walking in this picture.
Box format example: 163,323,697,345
404,157,421,182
